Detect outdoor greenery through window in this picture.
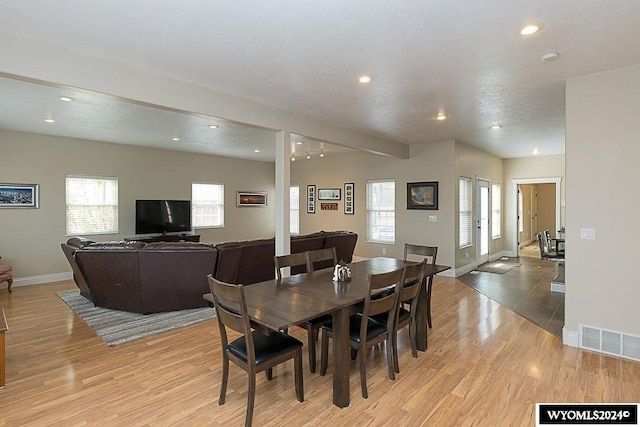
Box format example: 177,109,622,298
66,175,118,235
192,183,224,228
290,186,299,234
459,177,472,248
492,183,501,239
366,180,395,243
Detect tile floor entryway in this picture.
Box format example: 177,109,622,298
458,257,565,337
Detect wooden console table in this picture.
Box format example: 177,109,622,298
124,234,200,243
1,308,7,388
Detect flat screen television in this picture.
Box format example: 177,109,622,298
135,200,192,235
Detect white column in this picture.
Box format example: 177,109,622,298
275,130,291,258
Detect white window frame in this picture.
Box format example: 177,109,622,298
65,175,118,235
459,177,473,248
491,183,501,239
290,185,300,235
192,182,224,228
366,179,395,244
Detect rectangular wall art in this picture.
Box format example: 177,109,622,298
0,183,39,208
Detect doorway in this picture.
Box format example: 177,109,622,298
476,179,490,265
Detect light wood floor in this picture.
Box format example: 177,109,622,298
1,278,638,426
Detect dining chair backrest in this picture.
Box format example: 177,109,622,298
274,252,308,279
399,259,427,307
544,229,554,250
207,275,255,362
306,247,338,272
403,243,437,265
361,267,405,332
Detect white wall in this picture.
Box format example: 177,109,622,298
0,130,275,281
565,64,640,336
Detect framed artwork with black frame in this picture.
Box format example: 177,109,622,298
344,182,354,215
307,185,316,214
318,188,341,200
407,181,438,210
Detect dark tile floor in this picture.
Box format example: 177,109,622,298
458,257,565,337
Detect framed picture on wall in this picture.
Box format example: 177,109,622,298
407,181,438,210
318,188,341,200
237,191,267,207
307,185,316,214
0,183,39,208
344,182,354,215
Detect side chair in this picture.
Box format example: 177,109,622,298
274,249,335,373
207,275,304,427
305,247,338,272
319,266,404,398
403,243,438,328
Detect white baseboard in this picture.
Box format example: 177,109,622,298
5,272,72,289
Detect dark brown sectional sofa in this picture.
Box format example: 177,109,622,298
61,231,357,314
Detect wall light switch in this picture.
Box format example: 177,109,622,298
429,215,437,222
580,228,596,240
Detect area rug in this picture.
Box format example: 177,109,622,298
474,259,522,274
57,290,216,346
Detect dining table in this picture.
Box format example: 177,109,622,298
206,257,450,408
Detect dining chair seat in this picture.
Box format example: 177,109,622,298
229,331,303,365
322,314,387,344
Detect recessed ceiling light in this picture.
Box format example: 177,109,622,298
435,113,447,121
520,24,542,35
320,153,324,158
358,75,372,84
491,125,502,130
254,149,260,153
44,118,55,123
59,96,73,102
291,157,296,162
533,148,539,155
172,137,180,141
295,141,303,145
208,124,219,129
306,155,311,159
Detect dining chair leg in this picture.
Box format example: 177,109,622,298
392,331,400,374
265,368,273,380
409,319,418,358
427,283,433,328
385,335,395,381
307,329,317,373
294,350,304,402
358,345,368,398
319,330,329,376
246,372,256,427
219,354,229,405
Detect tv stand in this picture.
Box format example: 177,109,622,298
124,234,200,243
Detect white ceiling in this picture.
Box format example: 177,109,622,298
1,1,640,160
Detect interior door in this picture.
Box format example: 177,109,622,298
476,179,490,265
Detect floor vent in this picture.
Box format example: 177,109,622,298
580,324,640,362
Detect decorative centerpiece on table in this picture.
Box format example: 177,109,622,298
332,260,352,282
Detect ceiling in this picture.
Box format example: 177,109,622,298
1,1,640,161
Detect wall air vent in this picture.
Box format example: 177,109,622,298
580,324,640,362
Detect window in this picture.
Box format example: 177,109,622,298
459,177,472,248
66,175,118,235
290,186,299,234
491,183,501,239
366,180,395,243
192,183,224,228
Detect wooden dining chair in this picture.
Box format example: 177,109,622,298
319,267,404,398
403,243,438,328
305,247,338,272
389,259,426,373
207,275,304,427
273,250,332,373
274,252,308,280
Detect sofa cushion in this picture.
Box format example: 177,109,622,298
85,241,147,250
143,242,214,251
323,231,358,264
66,236,96,248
